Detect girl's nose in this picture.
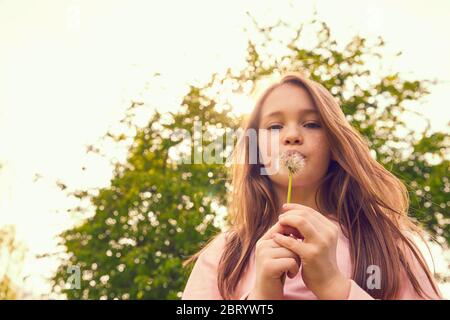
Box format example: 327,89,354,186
284,136,301,145
283,129,303,145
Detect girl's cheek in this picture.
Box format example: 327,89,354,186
309,132,330,151
303,135,332,167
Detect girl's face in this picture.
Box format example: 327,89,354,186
258,83,333,189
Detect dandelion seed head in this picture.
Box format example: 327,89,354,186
280,151,306,175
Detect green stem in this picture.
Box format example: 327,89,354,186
287,173,292,203
282,172,293,285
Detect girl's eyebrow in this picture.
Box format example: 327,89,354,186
262,109,318,120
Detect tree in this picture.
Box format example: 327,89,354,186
52,16,449,299
0,225,27,300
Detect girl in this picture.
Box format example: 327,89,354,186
181,72,442,300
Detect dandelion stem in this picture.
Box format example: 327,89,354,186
287,173,293,203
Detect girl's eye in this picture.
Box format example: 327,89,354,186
304,122,321,128
268,124,283,130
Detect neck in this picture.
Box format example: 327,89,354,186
272,181,323,213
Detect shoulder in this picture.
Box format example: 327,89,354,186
182,232,231,299
197,231,230,265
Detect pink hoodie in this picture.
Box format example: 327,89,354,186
182,226,442,300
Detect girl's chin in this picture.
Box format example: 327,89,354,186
284,172,305,181
287,180,307,187
286,174,313,186
270,176,308,187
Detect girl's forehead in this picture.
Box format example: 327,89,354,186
260,85,317,119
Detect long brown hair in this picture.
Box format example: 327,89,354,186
184,72,441,299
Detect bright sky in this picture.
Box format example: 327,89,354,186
0,0,449,298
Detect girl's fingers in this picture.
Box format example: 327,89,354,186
285,210,323,232
261,221,290,241
268,246,302,267
280,207,338,239
278,214,319,242
279,224,303,239
269,247,296,259
281,203,305,212
282,203,335,229
273,233,309,258
272,258,299,279
281,211,332,239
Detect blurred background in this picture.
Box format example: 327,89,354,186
0,0,449,299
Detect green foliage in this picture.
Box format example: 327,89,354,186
53,82,240,299
0,225,27,300
52,17,449,299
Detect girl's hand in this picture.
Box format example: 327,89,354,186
248,222,301,300
272,203,351,300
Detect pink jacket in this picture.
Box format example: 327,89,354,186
182,227,442,300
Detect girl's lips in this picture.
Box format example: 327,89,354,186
283,150,306,159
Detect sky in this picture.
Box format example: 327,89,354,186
0,0,449,298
